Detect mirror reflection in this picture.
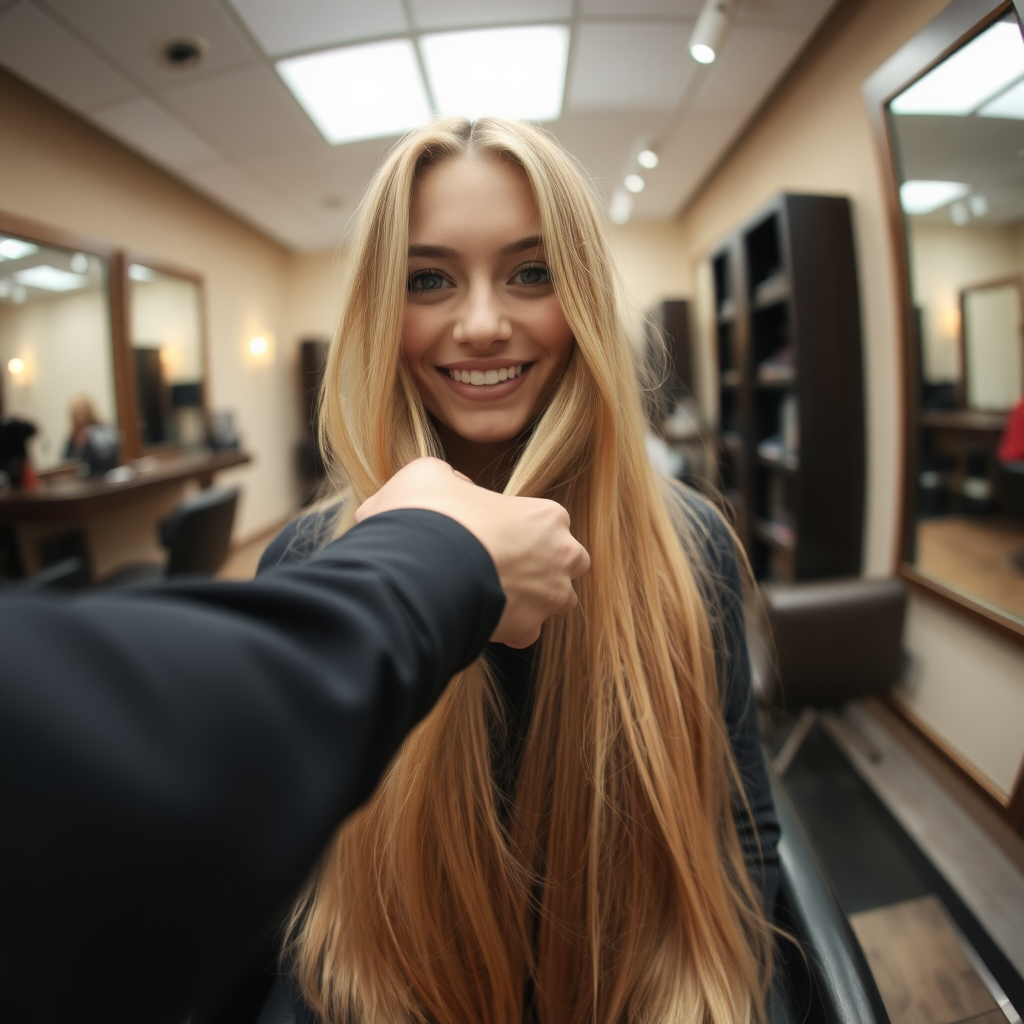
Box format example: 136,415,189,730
127,264,206,450
0,233,117,473
890,12,1024,624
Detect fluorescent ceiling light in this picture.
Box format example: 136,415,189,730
129,264,158,282
421,25,569,121
900,180,970,214
979,78,1024,118
890,21,1024,115
637,149,659,169
689,0,732,65
0,238,38,260
278,39,431,144
14,265,87,291
624,174,645,193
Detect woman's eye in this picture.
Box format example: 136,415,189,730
512,264,552,287
408,270,449,294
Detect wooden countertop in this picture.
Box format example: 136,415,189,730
0,449,250,523
920,409,1007,432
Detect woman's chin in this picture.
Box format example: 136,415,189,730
437,414,530,448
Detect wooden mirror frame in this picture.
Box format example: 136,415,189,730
0,208,130,469
863,0,1024,649
118,251,210,462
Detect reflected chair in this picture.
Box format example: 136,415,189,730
101,486,239,587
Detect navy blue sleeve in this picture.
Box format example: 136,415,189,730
674,488,781,913
0,509,504,1024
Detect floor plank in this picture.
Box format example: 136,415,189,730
850,896,997,1024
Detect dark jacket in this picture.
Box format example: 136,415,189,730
0,509,504,1024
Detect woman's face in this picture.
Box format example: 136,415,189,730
402,154,575,446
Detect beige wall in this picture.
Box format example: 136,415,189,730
673,0,1024,795
0,67,297,539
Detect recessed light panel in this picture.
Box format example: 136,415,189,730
890,21,1024,116
0,238,38,260
278,39,431,144
899,180,970,215
14,265,87,291
979,79,1024,119
421,25,570,121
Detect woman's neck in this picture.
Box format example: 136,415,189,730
435,421,518,492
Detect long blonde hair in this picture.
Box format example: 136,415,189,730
290,118,771,1024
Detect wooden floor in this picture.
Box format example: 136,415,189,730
851,896,1003,1024
915,516,1024,621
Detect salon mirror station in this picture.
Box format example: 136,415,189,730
0,233,116,474
889,11,1024,628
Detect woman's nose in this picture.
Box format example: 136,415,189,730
454,287,512,348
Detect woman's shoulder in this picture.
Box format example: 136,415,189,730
661,480,739,575
257,502,345,574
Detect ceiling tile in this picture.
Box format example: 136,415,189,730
568,22,694,112
91,96,219,168
160,64,321,159
631,113,744,218
44,0,262,90
551,112,669,201
580,0,701,15
410,0,572,30
735,0,837,28
689,24,805,115
0,1,135,113
226,0,407,57
182,160,323,247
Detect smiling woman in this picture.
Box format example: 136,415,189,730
261,117,778,1024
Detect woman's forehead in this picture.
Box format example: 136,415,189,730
409,154,541,247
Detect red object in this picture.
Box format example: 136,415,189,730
19,459,39,491
998,397,1024,463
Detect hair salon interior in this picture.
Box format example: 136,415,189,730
1,0,1023,1019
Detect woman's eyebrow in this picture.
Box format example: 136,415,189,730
408,243,458,259
499,235,543,257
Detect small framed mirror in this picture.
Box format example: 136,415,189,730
0,213,121,474
124,257,208,453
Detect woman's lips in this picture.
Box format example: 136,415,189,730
437,362,534,401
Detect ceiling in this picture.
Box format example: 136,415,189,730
0,0,838,251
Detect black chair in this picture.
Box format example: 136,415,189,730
101,486,239,587
769,774,891,1024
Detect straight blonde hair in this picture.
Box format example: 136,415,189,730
289,117,771,1024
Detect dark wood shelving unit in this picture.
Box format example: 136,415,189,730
711,193,865,582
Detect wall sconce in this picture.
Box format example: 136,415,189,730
246,333,275,367
689,0,733,64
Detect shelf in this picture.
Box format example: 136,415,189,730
721,431,744,453
753,272,789,309
721,368,741,388
756,366,796,388
755,518,796,551
920,409,1007,432
758,450,799,472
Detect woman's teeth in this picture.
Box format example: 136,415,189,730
448,365,523,385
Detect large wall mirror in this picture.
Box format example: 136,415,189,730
867,0,1024,643
0,218,119,472
126,258,207,452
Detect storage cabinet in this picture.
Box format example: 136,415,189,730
711,194,864,581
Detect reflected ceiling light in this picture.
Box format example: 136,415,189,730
624,174,645,193
979,78,1024,118
129,264,158,282
7,357,25,375
950,200,970,226
70,253,89,274
609,189,633,225
637,149,659,169
890,21,1024,115
249,336,268,356
0,238,38,260
899,180,970,214
689,0,732,65
421,25,569,121
13,265,87,291
278,39,431,144
969,193,990,216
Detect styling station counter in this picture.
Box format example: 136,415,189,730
0,450,250,579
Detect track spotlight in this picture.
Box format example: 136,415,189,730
689,0,733,65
